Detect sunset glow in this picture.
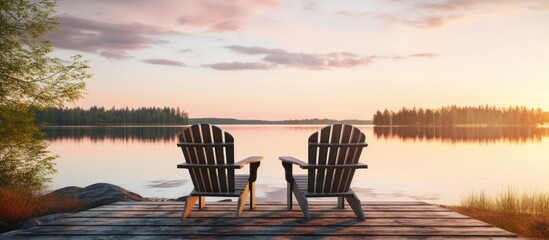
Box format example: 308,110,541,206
51,0,549,120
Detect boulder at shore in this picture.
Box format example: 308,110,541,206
46,183,146,211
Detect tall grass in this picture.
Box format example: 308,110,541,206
0,188,78,228
460,186,549,215
455,186,549,239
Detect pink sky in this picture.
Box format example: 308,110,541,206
50,0,549,120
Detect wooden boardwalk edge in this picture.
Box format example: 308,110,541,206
12,201,518,239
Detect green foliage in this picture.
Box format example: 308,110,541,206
0,105,57,192
1,0,90,108
0,0,90,192
373,105,544,126
35,106,189,125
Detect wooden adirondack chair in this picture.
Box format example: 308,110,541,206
279,124,368,220
176,124,263,219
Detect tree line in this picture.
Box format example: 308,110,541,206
34,106,189,125
188,118,372,125
373,105,544,126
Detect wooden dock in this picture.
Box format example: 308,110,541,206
12,201,517,239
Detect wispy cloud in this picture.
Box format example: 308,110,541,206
203,62,276,71
142,59,186,67
48,16,180,60
409,53,437,58
226,45,372,70
337,0,548,28
337,10,457,28
205,45,435,71
58,0,280,32
301,0,320,12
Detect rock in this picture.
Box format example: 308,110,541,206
173,195,187,201
20,213,71,230
0,222,16,233
0,229,21,240
46,183,146,211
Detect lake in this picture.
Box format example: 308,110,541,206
43,125,549,205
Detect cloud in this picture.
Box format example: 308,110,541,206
336,10,457,28
210,20,241,32
302,0,320,12
204,62,276,71
205,45,434,71
142,59,186,67
48,15,180,60
227,45,372,69
409,53,437,58
336,0,548,28
415,0,503,11
58,0,280,32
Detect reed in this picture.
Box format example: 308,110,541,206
0,188,78,229
453,186,549,239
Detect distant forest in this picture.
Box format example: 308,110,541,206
188,118,372,125
373,105,545,126
34,106,189,125
34,107,372,125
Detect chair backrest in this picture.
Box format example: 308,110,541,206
307,124,367,193
178,124,235,193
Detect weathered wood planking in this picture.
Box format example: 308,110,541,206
12,201,517,239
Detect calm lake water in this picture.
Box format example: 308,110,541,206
43,125,549,205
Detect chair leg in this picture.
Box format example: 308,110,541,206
292,181,310,221
249,181,255,209
198,196,205,209
236,183,250,219
345,193,365,220
287,181,293,209
338,196,345,209
181,195,199,219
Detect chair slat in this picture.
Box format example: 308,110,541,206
201,124,219,193
179,133,199,191
307,132,318,193
343,129,366,192
323,124,342,193
225,132,235,192
191,125,212,193
333,125,353,192
313,126,331,193
183,128,205,192
212,126,228,192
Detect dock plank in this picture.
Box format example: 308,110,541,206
13,202,517,239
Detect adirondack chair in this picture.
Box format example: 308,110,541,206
279,124,368,220
176,124,263,219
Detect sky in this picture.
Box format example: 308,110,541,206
49,0,549,120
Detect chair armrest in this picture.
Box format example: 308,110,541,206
177,163,241,169
234,156,263,183
301,163,368,169
279,156,308,168
234,156,263,168
178,156,262,170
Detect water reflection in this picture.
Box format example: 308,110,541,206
42,126,186,143
45,125,549,204
374,126,549,143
